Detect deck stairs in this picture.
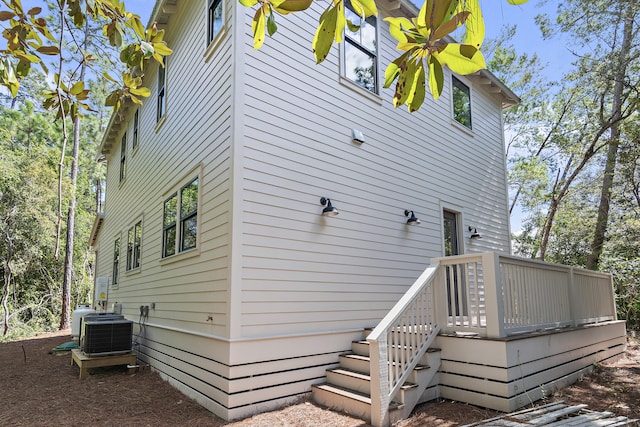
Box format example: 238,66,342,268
312,328,441,426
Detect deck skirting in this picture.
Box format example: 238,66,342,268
434,321,626,412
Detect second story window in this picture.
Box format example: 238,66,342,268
163,177,199,258
113,238,120,286
132,109,139,149
343,0,377,93
126,221,142,271
208,0,223,44
157,58,167,122
452,76,472,129
119,132,127,182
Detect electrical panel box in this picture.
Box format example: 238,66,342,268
95,277,108,302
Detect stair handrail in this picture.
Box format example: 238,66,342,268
367,264,441,427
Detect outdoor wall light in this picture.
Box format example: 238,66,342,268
469,226,482,239
404,210,421,225
320,197,339,217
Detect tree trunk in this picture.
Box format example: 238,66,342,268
59,19,88,330
586,9,634,270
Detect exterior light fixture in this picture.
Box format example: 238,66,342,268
404,210,421,225
320,197,339,217
468,226,482,239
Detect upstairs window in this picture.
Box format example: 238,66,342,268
119,132,127,182
112,238,120,286
343,0,377,93
126,221,142,271
208,0,223,44
452,76,472,129
163,177,199,257
157,58,167,122
132,109,139,149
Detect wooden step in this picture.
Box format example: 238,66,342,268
339,353,371,374
312,383,404,424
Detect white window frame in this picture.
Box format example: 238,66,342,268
161,172,201,260
451,75,473,131
341,0,379,95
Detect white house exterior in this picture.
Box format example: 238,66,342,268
88,0,625,424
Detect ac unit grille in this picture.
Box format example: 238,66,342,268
81,314,133,356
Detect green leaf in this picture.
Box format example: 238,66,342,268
267,11,277,37
506,0,528,4
70,81,84,95
427,54,443,99
312,4,338,63
419,0,454,30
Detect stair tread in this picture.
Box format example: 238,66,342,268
313,383,404,410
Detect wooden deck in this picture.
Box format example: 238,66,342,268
464,402,639,426
71,348,137,379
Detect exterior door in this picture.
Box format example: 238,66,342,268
443,210,466,316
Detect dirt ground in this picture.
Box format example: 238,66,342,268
0,331,638,427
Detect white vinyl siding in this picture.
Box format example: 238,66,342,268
95,0,233,337
238,2,510,337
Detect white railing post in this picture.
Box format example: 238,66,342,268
369,335,390,427
482,252,505,338
568,266,578,327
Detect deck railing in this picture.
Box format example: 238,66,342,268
433,252,617,338
367,264,441,427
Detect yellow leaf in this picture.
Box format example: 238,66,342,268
460,0,484,48
385,17,412,44
506,0,528,4
394,58,417,107
153,42,173,56
252,7,266,49
271,0,313,12
434,43,486,75
131,17,145,39
384,51,409,88
427,54,443,99
334,0,345,43
407,61,425,112
239,0,259,6
349,0,377,18
312,4,338,63
130,86,151,97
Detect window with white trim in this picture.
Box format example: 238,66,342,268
157,58,166,122
126,221,142,271
132,109,139,149
112,238,120,286
207,0,223,45
119,132,127,182
343,0,377,93
163,177,199,257
452,76,472,129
